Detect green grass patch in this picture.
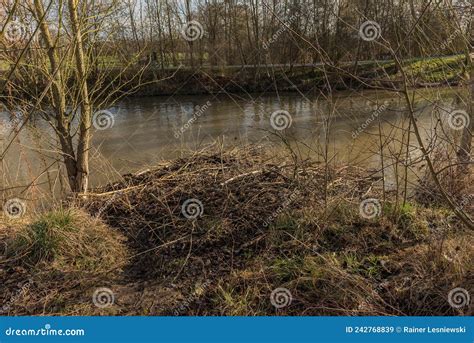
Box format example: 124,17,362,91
8,208,128,273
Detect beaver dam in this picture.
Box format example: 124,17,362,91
0,147,472,316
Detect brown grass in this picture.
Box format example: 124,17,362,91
0,208,128,315
0,146,472,316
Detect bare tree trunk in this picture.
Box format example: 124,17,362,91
33,0,78,191
68,0,92,194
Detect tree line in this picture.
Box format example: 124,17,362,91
0,0,472,230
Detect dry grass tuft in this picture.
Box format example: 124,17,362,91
382,236,474,316
6,208,127,273
0,208,128,315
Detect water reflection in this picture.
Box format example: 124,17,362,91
0,88,466,191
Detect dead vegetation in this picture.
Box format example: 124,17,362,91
0,147,472,316
0,209,127,315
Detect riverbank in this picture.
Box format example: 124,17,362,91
73,55,469,96
1,55,467,99
1,147,472,315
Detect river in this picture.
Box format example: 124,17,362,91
0,87,466,195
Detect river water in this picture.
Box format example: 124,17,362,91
0,87,466,194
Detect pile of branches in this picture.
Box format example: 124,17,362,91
84,146,376,281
